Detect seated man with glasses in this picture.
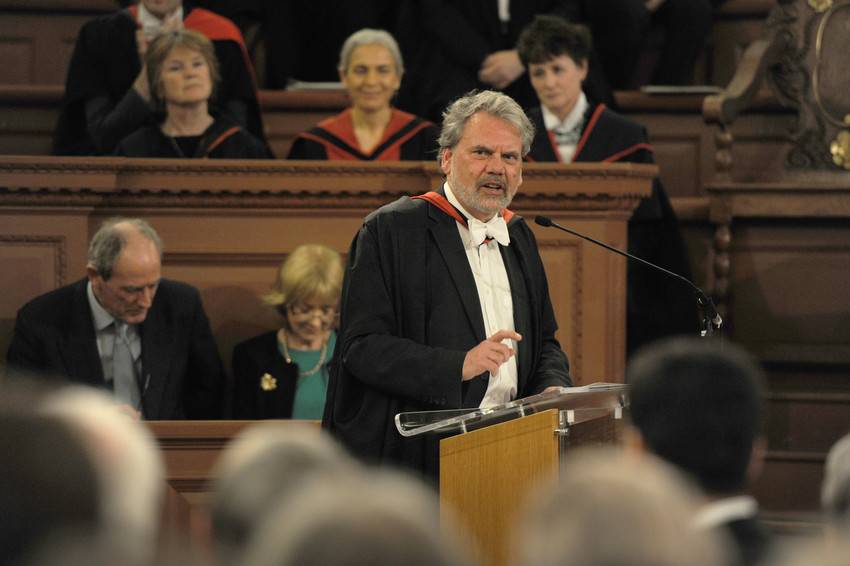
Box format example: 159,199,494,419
232,245,344,420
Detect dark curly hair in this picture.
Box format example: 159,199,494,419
516,14,593,67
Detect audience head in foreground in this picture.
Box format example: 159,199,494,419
516,447,729,566
627,337,766,495
231,244,344,419
243,470,472,566
210,422,357,566
627,337,772,566
0,409,100,566
41,386,165,566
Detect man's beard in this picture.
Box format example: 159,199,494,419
449,170,513,219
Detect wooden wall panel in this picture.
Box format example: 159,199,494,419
727,223,850,364
768,392,850,453
0,212,90,359
0,13,93,85
628,112,715,199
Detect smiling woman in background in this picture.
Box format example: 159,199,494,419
231,245,344,420
287,29,438,161
115,29,270,158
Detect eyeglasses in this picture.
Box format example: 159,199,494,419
287,303,338,321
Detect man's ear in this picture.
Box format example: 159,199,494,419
86,265,100,283
440,148,452,176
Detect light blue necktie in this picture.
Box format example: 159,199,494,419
113,321,140,409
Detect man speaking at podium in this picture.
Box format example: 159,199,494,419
324,90,571,479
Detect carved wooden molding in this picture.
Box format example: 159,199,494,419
0,233,66,286
705,0,850,175
0,157,654,210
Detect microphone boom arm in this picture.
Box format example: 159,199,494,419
534,215,722,337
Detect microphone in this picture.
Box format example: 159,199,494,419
534,215,722,336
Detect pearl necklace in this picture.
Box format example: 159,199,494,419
279,331,328,377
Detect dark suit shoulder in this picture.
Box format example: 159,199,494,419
506,214,535,242
156,278,201,297
150,278,204,315
233,330,278,355
363,194,430,225
17,280,86,322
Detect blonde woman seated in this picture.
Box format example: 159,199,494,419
232,245,343,420
115,29,270,159
287,29,438,161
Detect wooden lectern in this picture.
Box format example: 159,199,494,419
397,385,627,566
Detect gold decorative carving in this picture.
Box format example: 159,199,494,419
813,3,850,129
830,130,850,169
809,0,833,12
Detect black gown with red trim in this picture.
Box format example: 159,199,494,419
114,114,270,158
53,1,265,156
323,187,570,478
528,104,698,356
287,108,438,161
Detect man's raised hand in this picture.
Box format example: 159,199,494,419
462,330,522,381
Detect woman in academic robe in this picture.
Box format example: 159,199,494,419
231,245,344,420
517,15,697,355
53,0,265,155
287,28,438,161
115,29,269,158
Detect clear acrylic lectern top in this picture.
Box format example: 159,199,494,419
395,382,627,437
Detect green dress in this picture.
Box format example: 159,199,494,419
278,331,336,420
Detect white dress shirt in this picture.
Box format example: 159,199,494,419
137,3,184,40
542,91,589,163
693,495,759,530
444,182,518,407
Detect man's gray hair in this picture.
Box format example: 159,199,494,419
42,386,165,566
438,90,535,162
338,28,404,75
87,218,163,280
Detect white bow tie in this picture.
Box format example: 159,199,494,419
468,215,510,247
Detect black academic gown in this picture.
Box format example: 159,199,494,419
115,114,271,158
287,109,438,161
53,1,264,155
6,278,224,419
528,104,697,355
322,189,571,480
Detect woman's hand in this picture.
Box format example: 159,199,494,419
132,13,183,103
479,50,525,90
